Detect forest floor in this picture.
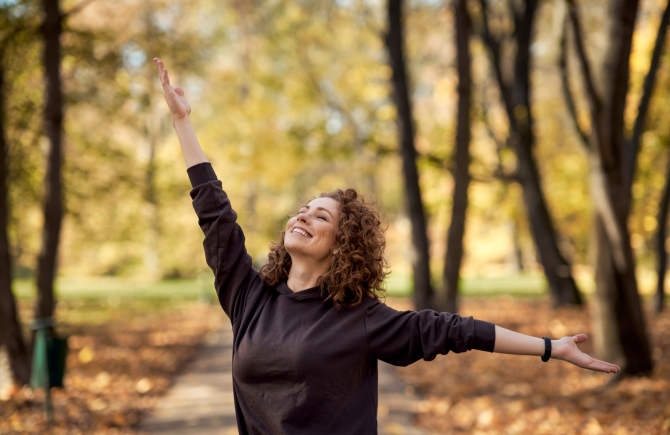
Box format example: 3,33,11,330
0,297,226,434
1,291,669,434
392,297,670,435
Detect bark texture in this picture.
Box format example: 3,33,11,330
437,0,471,314
0,62,30,385
655,157,670,314
568,0,654,374
479,0,582,307
386,0,433,310
35,0,64,320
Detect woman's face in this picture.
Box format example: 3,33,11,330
284,197,340,263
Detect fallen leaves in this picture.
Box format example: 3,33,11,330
390,297,670,435
0,299,225,434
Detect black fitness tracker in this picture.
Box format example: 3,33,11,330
541,337,551,362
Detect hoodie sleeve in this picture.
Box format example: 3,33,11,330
364,301,496,366
187,162,257,323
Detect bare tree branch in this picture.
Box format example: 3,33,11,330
566,0,602,119
558,15,589,150
626,0,670,192
476,0,513,118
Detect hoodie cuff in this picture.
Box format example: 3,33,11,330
186,162,218,188
473,320,496,353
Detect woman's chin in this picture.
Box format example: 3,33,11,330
284,242,306,257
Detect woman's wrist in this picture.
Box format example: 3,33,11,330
549,339,564,360
172,115,191,128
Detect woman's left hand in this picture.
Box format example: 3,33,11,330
551,334,620,373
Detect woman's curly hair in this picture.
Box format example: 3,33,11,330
260,188,389,309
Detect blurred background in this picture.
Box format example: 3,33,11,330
1,0,670,433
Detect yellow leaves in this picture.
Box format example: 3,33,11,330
548,318,567,337
399,297,670,435
377,104,397,121
1,300,222,433
88,397,108,411
583,417,604,435
643,215,658,232
92,371,111,391
135,378,153,394
78,347,95,363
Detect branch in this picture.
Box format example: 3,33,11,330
559,14,589,150
476,0,513,115
627,0,670,189
565,0,602,117
419,152,446,168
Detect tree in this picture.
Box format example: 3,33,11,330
477,0,583,307
564,0,670,374
0,55,31,386
385,0,433,310
436,0,471,314
655,155,670,314
34,0,64,321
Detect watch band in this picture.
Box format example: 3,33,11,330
541,337,551,362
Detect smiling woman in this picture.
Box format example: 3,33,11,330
262,189,389,308
154,57,620,435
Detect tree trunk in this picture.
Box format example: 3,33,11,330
0,61,30,386
655,156,670,314
386,0,433,310
568,0,653,374
479,0,582,307
513,0,582,307
436,0,471,314
35,0,64,320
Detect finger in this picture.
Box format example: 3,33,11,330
588,356,619,371
572,334,588,344
154,58,165,81
154,59,171,87
586,360,613,372
161,67,171,87
174,86,185,97
589,360,620,373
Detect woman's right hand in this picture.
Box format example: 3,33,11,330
154,58,191,121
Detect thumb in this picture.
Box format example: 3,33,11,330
572,334,588,344
174,86,185,97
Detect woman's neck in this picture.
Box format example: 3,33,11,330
287,259,330,292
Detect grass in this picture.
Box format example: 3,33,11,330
384,272,548,298
14,277,210,302
14,272,550,305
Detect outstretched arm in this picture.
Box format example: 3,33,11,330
494,326,620,373
153,57,208,169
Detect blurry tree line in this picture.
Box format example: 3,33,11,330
1,0,670,385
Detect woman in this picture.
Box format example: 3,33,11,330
153,58,619,435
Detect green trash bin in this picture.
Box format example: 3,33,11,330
30,317,68,423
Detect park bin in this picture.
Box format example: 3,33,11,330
30,317,68,422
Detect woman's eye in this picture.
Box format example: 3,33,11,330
318,216,326,221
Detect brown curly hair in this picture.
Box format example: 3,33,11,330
259,188,389,309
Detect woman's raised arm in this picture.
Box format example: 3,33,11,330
153,58,208,169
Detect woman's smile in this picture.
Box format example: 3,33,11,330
290,226,312,238
284,197,340,261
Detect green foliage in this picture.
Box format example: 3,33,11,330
3,0,669,291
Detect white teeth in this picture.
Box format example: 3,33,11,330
292,228,310,237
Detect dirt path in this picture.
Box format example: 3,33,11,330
138,322,428,435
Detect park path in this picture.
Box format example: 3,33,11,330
138,320,429,435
